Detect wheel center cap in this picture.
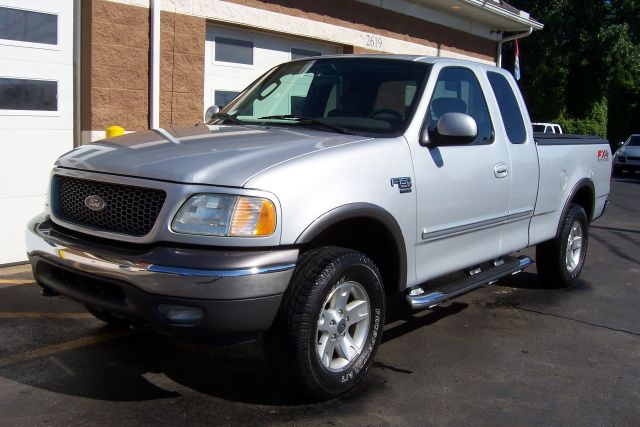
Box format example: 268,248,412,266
337,319,347,334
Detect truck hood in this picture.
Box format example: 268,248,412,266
56,125,369,187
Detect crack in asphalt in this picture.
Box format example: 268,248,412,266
516,306,640,338
591,225,640,235
372,361,414,375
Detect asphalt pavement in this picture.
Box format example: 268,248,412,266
0,176,638,426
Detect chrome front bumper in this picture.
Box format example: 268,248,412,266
26,215,298,338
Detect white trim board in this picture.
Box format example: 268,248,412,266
105,0,496,64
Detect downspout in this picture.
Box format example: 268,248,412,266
149,0,160,128
73,0,81,146
496,27,532,68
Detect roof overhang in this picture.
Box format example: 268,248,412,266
355,0,542,39
456,0,543,32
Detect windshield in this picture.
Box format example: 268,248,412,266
219,58,431,136
626,135,640,146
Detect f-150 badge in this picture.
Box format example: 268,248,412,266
391,177,412,193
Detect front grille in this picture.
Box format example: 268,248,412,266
627,156,640,161
52,175,166,236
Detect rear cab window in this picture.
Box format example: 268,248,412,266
487,71,527,144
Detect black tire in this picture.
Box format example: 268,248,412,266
85,305,131,327
264,247,385,401
536,204,589,288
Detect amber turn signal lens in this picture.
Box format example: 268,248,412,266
229,196,276,236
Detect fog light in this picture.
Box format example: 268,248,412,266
157,304,204,325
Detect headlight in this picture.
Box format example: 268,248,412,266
171,194,276,237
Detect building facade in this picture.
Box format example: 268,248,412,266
0,0,540,264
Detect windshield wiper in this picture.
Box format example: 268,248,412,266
257,114,354,135
209,112,243,125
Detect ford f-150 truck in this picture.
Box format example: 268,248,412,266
26,55,611,400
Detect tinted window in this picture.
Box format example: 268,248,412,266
291,48,322,60
427,67,493,145
215,37,253,65
0,78,57,111
532,124,545,132
487,71,527,144
0,7,57,45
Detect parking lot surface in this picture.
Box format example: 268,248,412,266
1,177,639,426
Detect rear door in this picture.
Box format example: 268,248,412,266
412,65,512,282
0,1,74,263
486,70,539,253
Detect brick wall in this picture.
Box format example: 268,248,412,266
160,12,206,127
82,0,150,133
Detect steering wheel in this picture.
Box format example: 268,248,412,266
368,108,403,121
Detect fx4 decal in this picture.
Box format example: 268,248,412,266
597,149,609,161
391,177,412,193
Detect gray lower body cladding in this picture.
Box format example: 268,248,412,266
26,215,297,339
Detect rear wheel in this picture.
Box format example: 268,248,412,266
536,204,589,287
264,247,385,401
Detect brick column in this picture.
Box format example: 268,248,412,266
82,0,150,135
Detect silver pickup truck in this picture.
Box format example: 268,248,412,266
26,55,611,400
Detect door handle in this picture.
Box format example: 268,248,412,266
494,163,509,178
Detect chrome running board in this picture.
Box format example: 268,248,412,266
406,256,533,310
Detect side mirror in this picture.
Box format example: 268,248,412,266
204,105,220,123
421,113,477,147
617,141,624,149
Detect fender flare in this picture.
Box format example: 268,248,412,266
556,178,595,237
295,203,407,292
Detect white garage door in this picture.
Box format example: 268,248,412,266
204,24,341,113
0,0,74,264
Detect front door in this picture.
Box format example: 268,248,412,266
412,66,512,282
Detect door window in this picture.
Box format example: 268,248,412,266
426,67,493,145
0,6,57,45
291,48,321,60
0,78,57,111
214,37,253,65
214,90,240,107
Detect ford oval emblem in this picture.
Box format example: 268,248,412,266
84,195,106,211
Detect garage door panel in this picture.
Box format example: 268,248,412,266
0,129,71,199
204,24,341,113
0,60,73,126
0,0,73,263
0,195,44,263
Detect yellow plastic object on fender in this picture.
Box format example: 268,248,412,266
106,125,125,138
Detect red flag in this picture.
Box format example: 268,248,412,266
514,38,521,80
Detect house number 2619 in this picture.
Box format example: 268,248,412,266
366,34,383,49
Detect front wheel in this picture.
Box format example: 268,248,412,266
536,204,589,287
264,247,385,401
